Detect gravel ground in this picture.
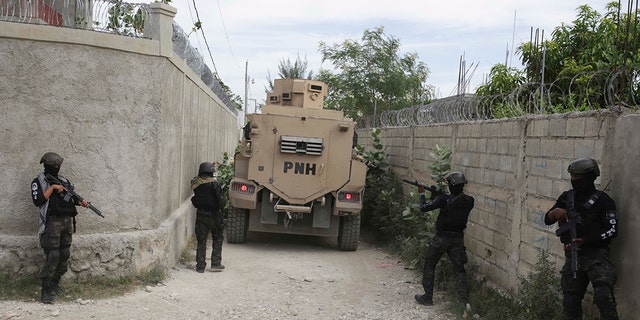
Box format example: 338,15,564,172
0,233,461,320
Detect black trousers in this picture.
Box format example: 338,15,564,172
421,234,469,303
561,247,618,320
195,209,224,269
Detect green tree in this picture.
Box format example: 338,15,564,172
518,4,618,84
265,55,315,93
475,64,526,118
476,64,526,96
479,2,640,113
317,27,433,119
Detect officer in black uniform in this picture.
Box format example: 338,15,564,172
31,152,89,304
414,172,474,307
545,158,619,320
190,162,227,273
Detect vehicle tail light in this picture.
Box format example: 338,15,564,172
231,182,256,195
338,191,360,203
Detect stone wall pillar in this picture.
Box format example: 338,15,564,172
145,3,177,57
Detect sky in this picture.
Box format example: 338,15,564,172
156,0,613,110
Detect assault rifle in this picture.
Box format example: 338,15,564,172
555,190,581,278
555,180,611,279
46,174,104,218
401,179,445,196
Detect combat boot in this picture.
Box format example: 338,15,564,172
51,277,64,296
414,294,433,306
210,264,225,272
41,282,55,304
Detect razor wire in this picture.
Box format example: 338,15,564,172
172,23,238,115
356,66,640,129
0,0,152,38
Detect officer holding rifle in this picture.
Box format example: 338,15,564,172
544,158,619,320
411,172,474,309
31,152,96,304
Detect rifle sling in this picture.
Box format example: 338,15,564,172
555,189,603,237
583,190,603,210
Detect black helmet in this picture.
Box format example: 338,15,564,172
446,172,467,186
40,152,64,166
567,158,600,177
198,162,215,175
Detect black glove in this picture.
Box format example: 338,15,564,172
429,185,439,200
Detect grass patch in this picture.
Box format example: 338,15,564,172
0,263,168,302
0,273,41,301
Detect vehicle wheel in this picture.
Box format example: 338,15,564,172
337,214,360,251
227,206,249,243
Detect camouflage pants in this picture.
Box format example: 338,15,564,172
195,209,224,270
561,248,618,320
39,215,73,284
421,235,469,303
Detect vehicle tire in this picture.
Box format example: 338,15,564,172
227,206,249,243
337,214,360,251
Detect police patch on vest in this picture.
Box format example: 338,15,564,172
605,210,617,220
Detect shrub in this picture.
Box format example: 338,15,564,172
516,250,563,320
358,129,405,241
215,150,235,217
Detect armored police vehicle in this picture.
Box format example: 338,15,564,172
227,78,366,250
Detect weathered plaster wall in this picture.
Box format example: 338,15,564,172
0,4,238,279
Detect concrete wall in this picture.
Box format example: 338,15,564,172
357,110,639,318
0,4,238,279
610,113,640,319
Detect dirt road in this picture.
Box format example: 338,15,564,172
0,233,457,320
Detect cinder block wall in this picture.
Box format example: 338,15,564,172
357,109,639,317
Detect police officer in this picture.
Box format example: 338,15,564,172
31,152,89,304
415,172,474,308
190,162,227,273
545,158,619,320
